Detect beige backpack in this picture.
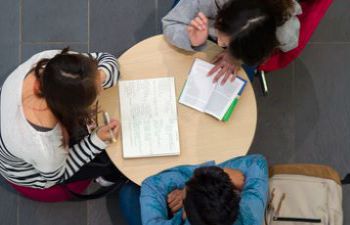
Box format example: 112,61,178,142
264,164,347,225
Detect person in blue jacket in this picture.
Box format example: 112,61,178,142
140,154,269,225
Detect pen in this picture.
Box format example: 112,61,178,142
103,111,117,143
259,70,269,96
273,217,321,223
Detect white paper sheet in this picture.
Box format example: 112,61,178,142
119,77,180,158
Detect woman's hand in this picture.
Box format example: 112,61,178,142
167,189,185,214
96,119,120,142
187,12,209,47
208,51,240,85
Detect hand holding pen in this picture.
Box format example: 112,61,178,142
96,112,119,143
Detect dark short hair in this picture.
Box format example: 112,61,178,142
215,0,285,66
183,166,241,225
34,47,99,141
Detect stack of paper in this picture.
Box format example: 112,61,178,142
119,77,180,158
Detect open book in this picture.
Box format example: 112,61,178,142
179,59,247,121
119,77,180,158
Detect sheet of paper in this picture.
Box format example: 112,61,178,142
205,77,246,119
119,77,180,158
179,59,217,111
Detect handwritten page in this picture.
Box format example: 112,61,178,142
119,77,180,158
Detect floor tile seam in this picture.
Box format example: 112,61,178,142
87,0,90,52
17,193,19,225
308,41,350,44
19,0,22,63
155,0,159,33
292,60,296,156
22,41,89,45
87,198,90,225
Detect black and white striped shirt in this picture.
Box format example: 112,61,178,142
0,50,119,189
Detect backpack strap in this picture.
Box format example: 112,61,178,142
341,174,350,185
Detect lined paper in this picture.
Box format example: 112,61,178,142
119,77,180,158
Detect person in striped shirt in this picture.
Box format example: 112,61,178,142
0,48,121,189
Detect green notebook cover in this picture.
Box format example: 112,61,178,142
222,97,239,122
221,77,247,122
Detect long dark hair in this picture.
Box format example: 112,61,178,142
34,48,99,141
215,0,295,66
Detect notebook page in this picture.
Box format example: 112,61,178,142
119,77,180,158
205,77,246,120
179,59,217,112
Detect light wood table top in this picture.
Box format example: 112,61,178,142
99,35,257,185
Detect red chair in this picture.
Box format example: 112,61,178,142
8,180,91,202
257,0,333,95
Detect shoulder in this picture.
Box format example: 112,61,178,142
141,165,194,192
3,50,62,87
142,169,183,188
245,154,267,166
276,16,301,52
276,0,302,52
244,154,268,176
287,0,302,17
220,154,267,169
26,50,64,64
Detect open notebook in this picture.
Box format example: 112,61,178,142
119,77,180,158
179,58,247,121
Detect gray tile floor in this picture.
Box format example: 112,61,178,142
0,0,349,224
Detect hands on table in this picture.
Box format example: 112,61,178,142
208,51,241,85
187,12,241,85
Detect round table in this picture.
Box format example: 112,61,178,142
99,35,257,185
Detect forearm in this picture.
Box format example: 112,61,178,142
163,24,197,51
141,189,183,225
162,0,207,51
88,52,120,89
